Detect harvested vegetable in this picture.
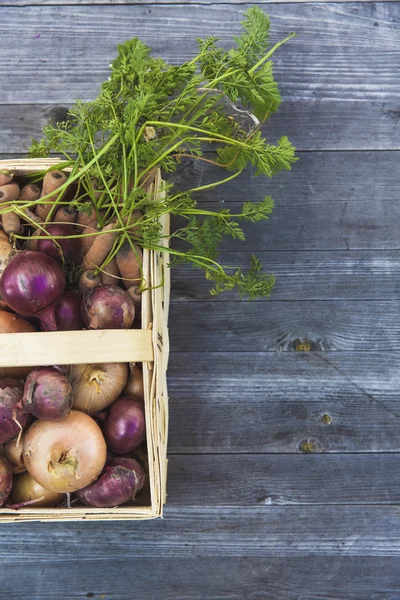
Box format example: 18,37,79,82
10,471,64,508
37,224,79,264
0,182,21,235
20,184,41,202
80,223,98,256
70,362,128,413
101,257,120,286
81,285,135,330
23,410,107,493
78,269,101,296
36,170,68,220
0,310,36,379
123,363,144,401
0,235,14,278
82,223,118,271
55,290,83,331
0,455,12,506
19,367,73,421
54,205,77,223
104,396,145,454
116,241,142,289
77,457,145,508
0,251,65,331
0,171,13,187
4,437,26,473
0,379,28,444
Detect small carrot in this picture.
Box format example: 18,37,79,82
36,170,68,220
0,170,14,187
55,205,77,223
21,209,43,226
80,222,98,256
126,286,142,313
0,234,14,276
77,206,97,227
116,240,142,288
0,183,21,235
82,223,118,271
27,228,42,250
78,270,101,296
101,257,120,285
20,184,41,201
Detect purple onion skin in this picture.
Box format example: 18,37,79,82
37,224,79,264
55,291,83,331
21,367,73,421
77,457,145,508
0,456,13,507
0,251,65,328
104,396,145,454
0,379,28,443
81,285,135,330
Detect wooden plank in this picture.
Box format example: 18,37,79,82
169,300,400,352
2,555,400,600
1,99,399,152
167,351,400,453
2,506,400,557
165,453,400,506
0,330,153,366
171,250,400,301
0,3,398,106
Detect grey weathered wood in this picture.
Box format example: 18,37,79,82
0,3,398,105
2,506,400,557
169,300,400,351
165,453,400,505
2,99,399,152
171,250,400,301
167,351,400,453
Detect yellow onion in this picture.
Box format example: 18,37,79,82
4,437,26,473
123,363,144,401
70,363,128,413
23,410,107,493
11,471,64,508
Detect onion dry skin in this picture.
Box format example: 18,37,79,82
0,455,12,506
4,437,26,473
11,471,64,508
71,363,128,413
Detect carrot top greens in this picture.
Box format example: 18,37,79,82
28,7,296,299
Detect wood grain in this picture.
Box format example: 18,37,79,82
169,300,400,351
0,3,398,104
167,351,400,453
171,250,400,301
2,100,399,152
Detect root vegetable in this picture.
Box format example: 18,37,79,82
0,183,21,235
101,257,120,285
20,184,41,201
78,269,101,296
0,234,14,278
10,471,64,508
82,223,118,271
126,286,142,314
0,456,12,506
55,291,83,331
70,362,128,413
0,310,36,379
0,379,28,444
4,438,26,473
81,285,135,330
37,224,79,264
55,205,77,223
23,410,107,493
77,206,97,227
104,396,145,454
116,241,142,288
0,171,14,187
123,363,144,401
19,367,73,421
36,170,68,220
80,223,98,256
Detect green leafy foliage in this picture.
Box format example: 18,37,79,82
27,7,297,299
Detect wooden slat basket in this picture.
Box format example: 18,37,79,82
0,159,169,522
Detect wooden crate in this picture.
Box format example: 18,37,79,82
0,159,169,522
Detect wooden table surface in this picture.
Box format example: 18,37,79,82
1,1,400,598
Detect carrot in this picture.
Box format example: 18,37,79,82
80,222,98,256
116,240,142,288
55,205,77,223
126,286,142,313
0,183,20,235
78,270,101,296
36,170,68,220
20,184,41,201
82,223,118,271
100,257,120,285
0,170,14,187
0,234,14,276
77,206,97,227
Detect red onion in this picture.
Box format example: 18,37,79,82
77,457,145,507
0,379,28,443
19,367,73,421
0,251,65,331
104,396,145,454
55,291,83,331
0,456,12,506
81,285,135,330
37,224,79,264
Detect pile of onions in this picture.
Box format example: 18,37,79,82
4,437,26,473
77,457,145,508
104,396,145,454
0,378,28,444
0,251,65,331
54,291,83,331
81,285,135,330
23,410,107,493
0,456,12,506
19,367,73,421
70,363,128,413
11,471,64,508
38,224,79,264
0,310,36,379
